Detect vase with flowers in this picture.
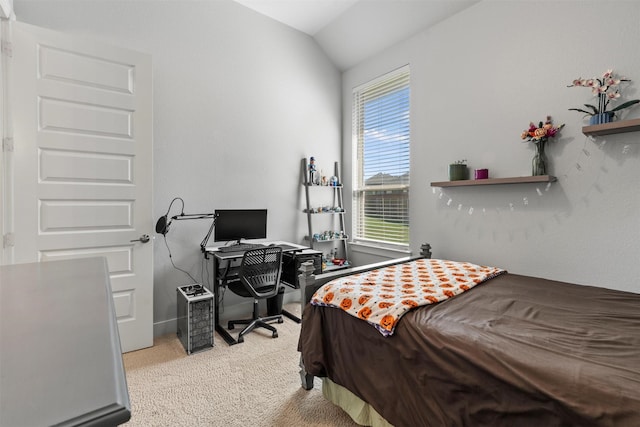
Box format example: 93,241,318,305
568,69,639,125
521,116,564,176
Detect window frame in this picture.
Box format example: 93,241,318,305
351,65,411,250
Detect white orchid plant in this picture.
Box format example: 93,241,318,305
568,69,639,117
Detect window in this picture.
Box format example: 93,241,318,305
352,66,410,248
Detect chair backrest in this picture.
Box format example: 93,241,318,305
238,246,283,299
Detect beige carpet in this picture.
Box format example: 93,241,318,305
122,303,359,427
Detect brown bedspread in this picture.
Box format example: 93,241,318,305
298,273,640,427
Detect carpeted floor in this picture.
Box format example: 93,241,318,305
122,303,359,426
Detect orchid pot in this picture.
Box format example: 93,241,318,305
589,112,614,125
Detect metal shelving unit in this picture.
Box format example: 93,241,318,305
302,158,350,272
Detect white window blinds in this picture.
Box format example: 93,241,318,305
352,66,410,247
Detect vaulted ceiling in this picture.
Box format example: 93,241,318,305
233,0,480,70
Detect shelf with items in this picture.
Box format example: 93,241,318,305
581,118,640,137
302,158,350,272
303,206,346,215
304,183,344,188
305,212,345,215
430,175,556,188
308,235,349,243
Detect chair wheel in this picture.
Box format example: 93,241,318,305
228,323,235,330
278,318,284,324
237,336,244,343
272,332,278,338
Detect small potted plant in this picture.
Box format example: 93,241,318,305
568,69,639,125
449,160,468,181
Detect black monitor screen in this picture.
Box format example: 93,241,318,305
214,209,267,242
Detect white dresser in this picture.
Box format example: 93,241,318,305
0,257,130,426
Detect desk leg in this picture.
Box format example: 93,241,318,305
213,256,239,346
281,309,301,323
275,283,300,323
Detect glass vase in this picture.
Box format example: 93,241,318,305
532,141,547,176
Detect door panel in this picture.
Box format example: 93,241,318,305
39,44,135,94
10,21,153,352
40,149,133,184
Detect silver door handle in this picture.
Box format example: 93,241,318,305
130,234,150,243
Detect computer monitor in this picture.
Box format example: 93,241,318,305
213,209,267,243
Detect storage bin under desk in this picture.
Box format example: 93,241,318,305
281,249,322,288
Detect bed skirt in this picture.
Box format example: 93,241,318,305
322,378,393,427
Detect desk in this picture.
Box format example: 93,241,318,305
205,241,309,345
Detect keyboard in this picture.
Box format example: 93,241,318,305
217,243,266,253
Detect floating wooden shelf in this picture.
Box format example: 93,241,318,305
582,118,640,136
431,175,557,188
301,158,350,270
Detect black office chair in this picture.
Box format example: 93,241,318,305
227,246,284,343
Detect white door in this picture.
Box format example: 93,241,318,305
9,21,153,352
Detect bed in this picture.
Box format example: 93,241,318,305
296,252,640,427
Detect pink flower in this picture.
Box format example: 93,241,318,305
602,69,613,79
607,92,621,100
585,79,596,87
572,78,583,86
520,116,563,144
534,128,547,139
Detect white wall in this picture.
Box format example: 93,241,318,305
14,0,640,339
14,0,342,334
343,0,640,293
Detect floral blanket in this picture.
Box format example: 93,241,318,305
311,258,506,336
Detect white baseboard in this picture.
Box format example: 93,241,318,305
153,318,176,338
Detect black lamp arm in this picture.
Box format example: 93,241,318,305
171,213,215,220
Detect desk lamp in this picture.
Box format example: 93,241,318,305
155,197,215,235
155,197,216,281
